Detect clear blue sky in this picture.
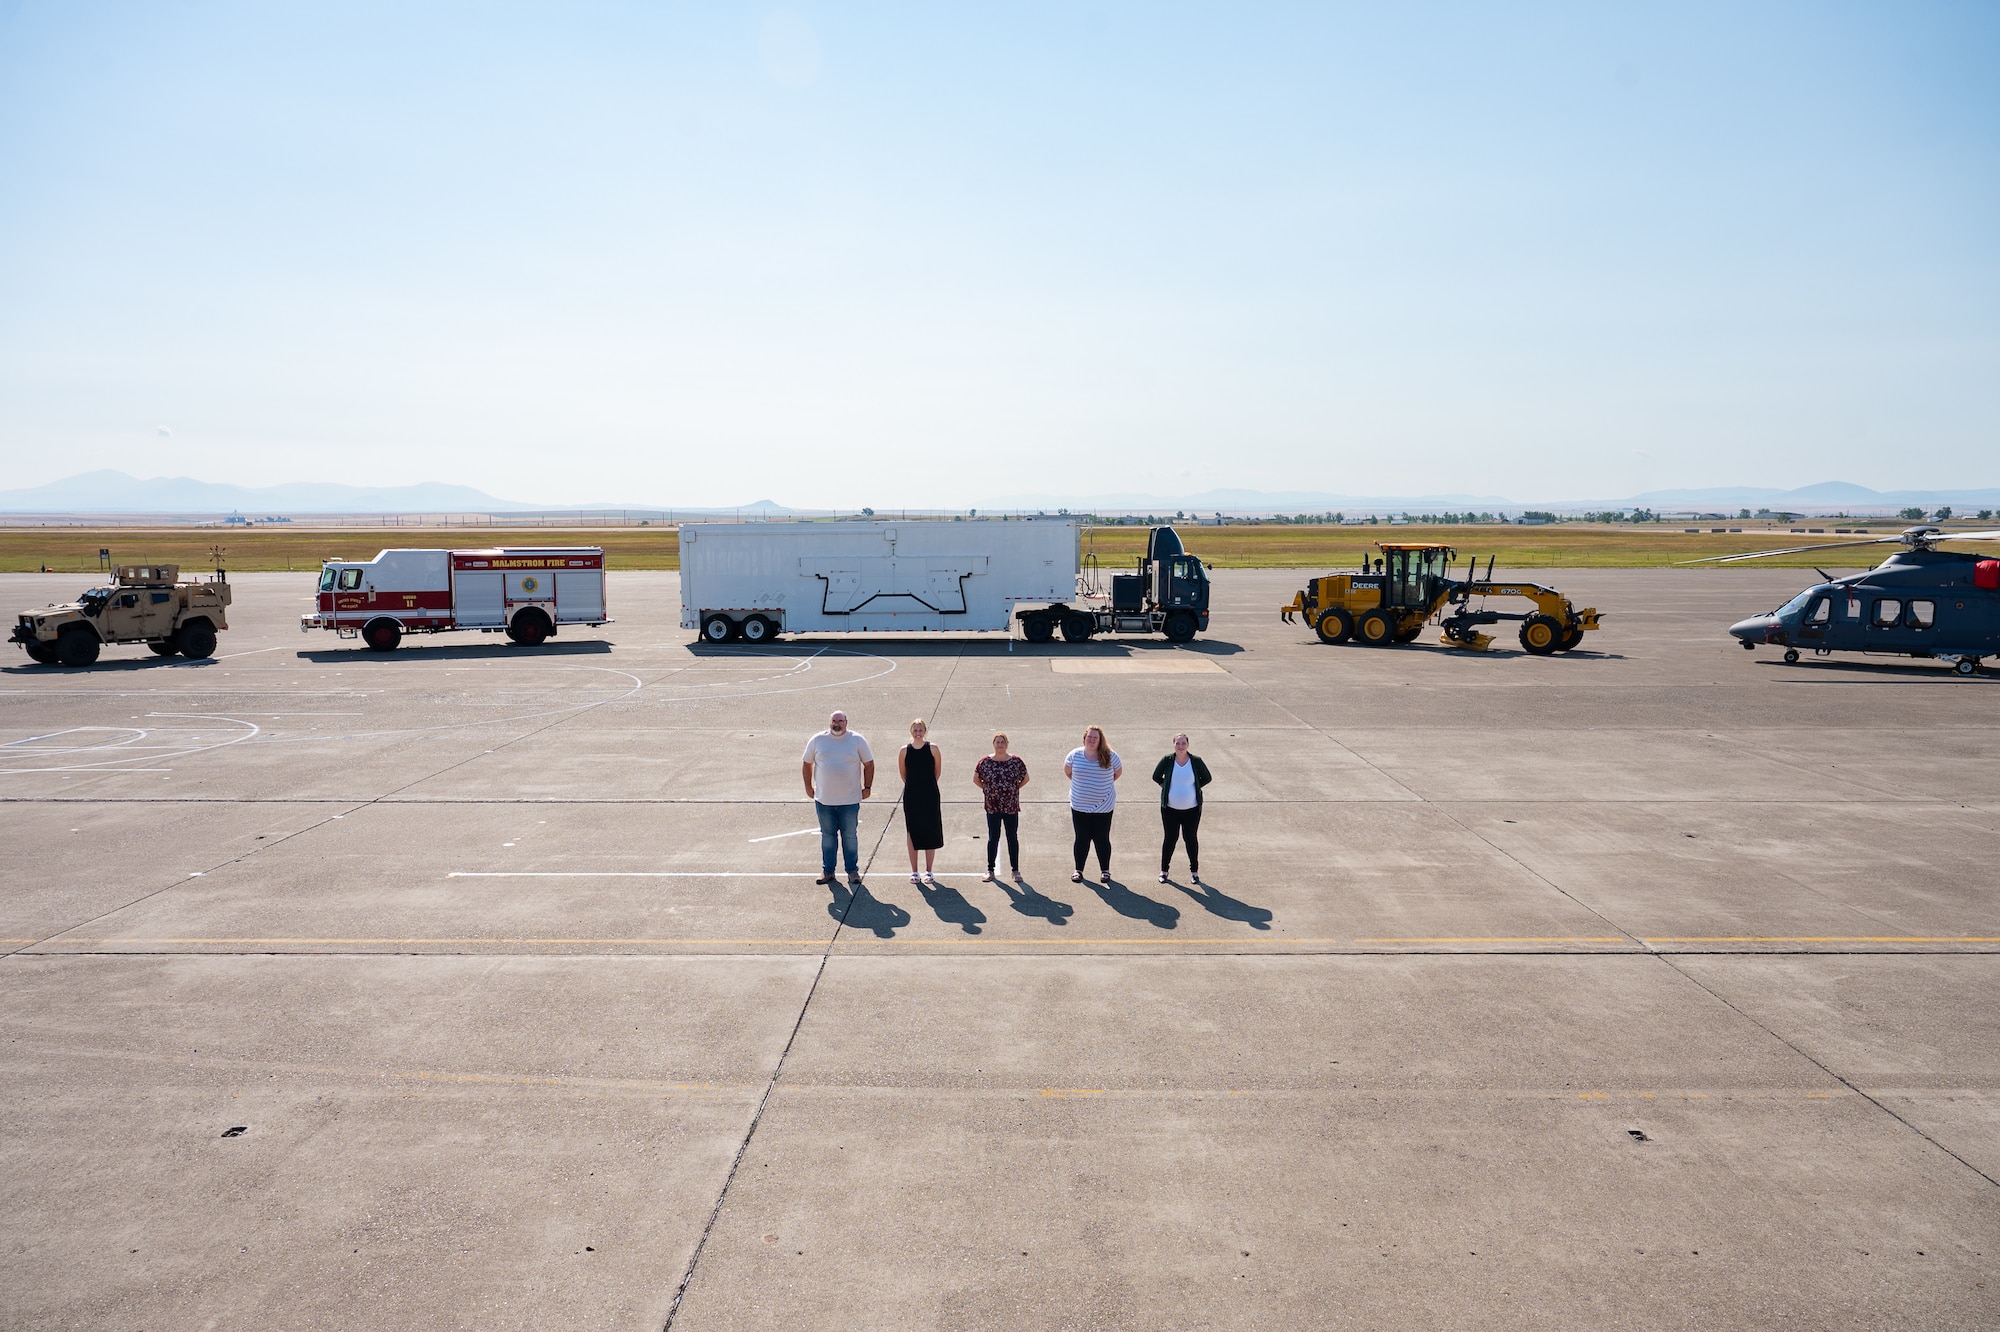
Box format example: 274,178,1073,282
1,2,1994,506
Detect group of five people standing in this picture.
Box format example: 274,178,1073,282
801,711,1212,888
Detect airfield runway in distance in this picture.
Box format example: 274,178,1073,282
0,567,1995,1329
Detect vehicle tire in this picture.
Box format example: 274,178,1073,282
1519,614,1561,655
701,614,734,644
1782,648,1801,664
1061,612,1095,643
1557,625,1584,652
57,627,100,667
509,610,551,647
1313,609,1353,644
174,620,218,659
25,641,60,665
1355,608,1397,646
741,615,775,643
363,618,402,652
148,640,178,656
1022,614,1054,644
1163,610,1197,642
1394,622,1424,643
1955,658,1978,676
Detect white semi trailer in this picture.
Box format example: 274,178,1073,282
678,520,1212,643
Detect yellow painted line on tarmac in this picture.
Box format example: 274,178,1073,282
1644,936,2000,944
1352,937,1628,944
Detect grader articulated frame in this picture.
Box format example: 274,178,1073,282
1280,543,1601,654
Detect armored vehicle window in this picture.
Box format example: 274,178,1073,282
150,592,170,604
1908,600,1935,628
1872,599,1902,626
318,568,338,592
336,569,363,591
1807,597,1830,624
116,593,138,608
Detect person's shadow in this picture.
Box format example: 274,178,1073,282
1170,879,1274,930
828,880,912,938
997,878,1076,927
918,881,987,935
1088,877,1180,930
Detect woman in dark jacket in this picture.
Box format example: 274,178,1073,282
1151,732,1212,884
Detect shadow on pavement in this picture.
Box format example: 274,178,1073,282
997,879,1075,927
1087,878,1180,930
298,640,613,663
917,882,986,935
828,880,912,938
1171,879,1274,930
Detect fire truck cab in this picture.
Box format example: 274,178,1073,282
304,546,609,651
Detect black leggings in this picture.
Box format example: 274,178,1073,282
1161,805,1201,874
985,811,1020,871
1071,809,1113,873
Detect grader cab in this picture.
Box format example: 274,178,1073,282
1281,543,1600,654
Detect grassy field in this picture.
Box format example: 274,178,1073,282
0,522,1948,575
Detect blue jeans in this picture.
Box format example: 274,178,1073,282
816,801,861,876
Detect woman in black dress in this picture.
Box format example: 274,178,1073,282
900,718,945,885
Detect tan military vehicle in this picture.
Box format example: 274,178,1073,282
11,564,232,667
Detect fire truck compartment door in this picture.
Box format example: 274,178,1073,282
455,572,505,626
505,571,553,604
555,570,603,620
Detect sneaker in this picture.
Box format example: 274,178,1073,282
1011,870,1024,884
980,869,996,883
1100,872,1112,885
815,872,835,885
848,875,863,888
1071,871,1084,883
1158,871,1169,883
1191,872,1202,885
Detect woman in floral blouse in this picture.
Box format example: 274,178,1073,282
972,733,1029,883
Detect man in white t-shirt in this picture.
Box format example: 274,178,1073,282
802,710,875,886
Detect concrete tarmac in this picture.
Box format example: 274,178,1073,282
1,566,1995,1329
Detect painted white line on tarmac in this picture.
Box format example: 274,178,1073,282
748,828,819,842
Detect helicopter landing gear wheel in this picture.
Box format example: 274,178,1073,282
1782,648,1801,664
1313,609,1353,644
1519,614,1561,655
1355,608,1397,645
1954,658,1979,676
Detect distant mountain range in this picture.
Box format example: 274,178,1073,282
1,471,1994,516
0,470,534,514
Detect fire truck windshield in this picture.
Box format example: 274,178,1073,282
318,568,338,592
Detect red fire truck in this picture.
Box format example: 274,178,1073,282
302,547,610,651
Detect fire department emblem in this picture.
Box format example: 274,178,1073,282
520,576,539,594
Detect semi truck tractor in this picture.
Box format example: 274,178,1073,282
679,521,1211,643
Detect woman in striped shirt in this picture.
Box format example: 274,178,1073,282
1064,725,1122,883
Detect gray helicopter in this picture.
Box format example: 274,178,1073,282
1684,525,2000,675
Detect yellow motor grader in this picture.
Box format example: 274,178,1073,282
1280,543,1600,653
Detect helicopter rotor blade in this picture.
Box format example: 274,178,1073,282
1932,530,2000,543
1676,537,1899,565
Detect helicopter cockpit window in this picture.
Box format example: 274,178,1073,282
1807,598,1830,624
1776,588,1819,617
1908,600,1935,628
318,568,338,592
1871,599,1902,627
336,569,364,591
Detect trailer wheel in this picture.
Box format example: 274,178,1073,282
1519,614,1561,655
148,640,178,656
1061,613,1095,643
1163,610,1198,642
1355,608,1397,646
57,626,101,667
1313,609,1352,644
175,620,218,660
701,614,735,643
509,610,551,646
363,619,402,652
1021,614,1054,644
740,615,775,642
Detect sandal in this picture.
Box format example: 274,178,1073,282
910,872,922,885
1100,872,1112,885
922,871,936,886
1071,871,1084,883
1012,870,1025,884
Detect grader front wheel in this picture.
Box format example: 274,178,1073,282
1519,614,1561,656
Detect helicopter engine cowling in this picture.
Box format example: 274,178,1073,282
1977,559,1999,591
